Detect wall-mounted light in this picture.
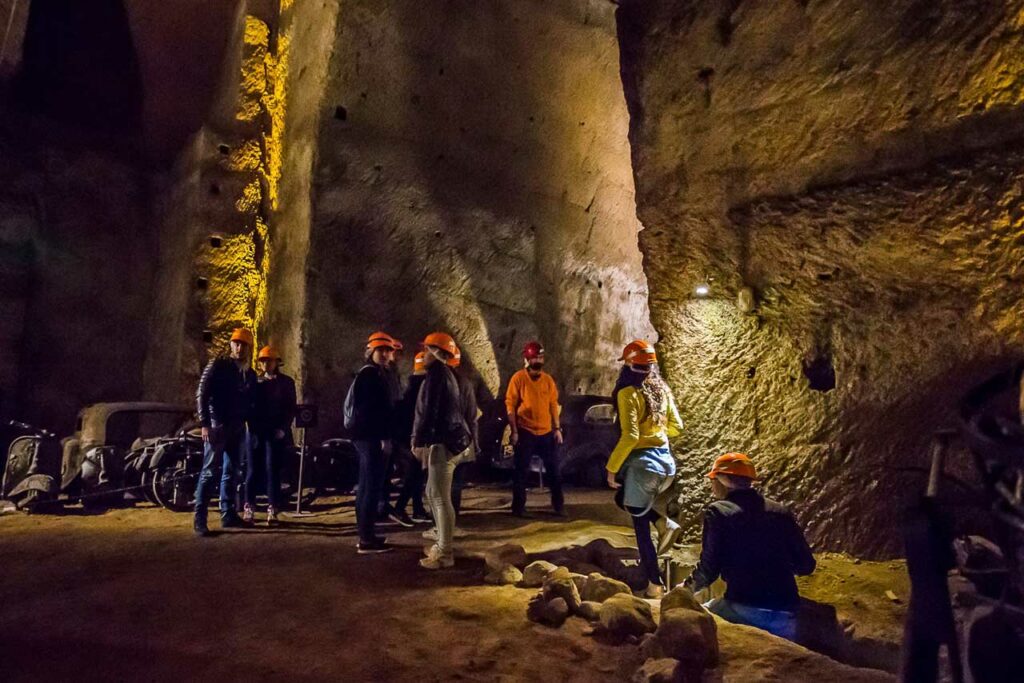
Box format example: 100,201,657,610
694,275,712,298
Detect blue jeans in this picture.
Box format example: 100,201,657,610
705,597,797,640
194,422,249,523
354,440,387,544
246,433,287,508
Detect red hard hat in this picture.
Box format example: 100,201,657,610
707,453,757,480
523,341,544,360
423,331,458,357
367,331,396,351
447,346,462,368
619,339,657,365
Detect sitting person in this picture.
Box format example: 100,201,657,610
684,453,816,640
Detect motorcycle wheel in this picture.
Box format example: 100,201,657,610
152,462,197,512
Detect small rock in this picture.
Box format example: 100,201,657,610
527,595,569,627
570,572,588,594
577,600,602,622
483,543,528,571
484,564,523,586
631,657,683,683
543,567,582,613
885,590,901,603
599,593,657,640
581,573,632,603
659,586,704,617
522,560,558,587
657,607,719,669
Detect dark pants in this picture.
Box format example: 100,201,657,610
245,433,287,508
628,505,663,586
512,430,562,514
194,422,248,524
393,446,427,516
354,439,386,543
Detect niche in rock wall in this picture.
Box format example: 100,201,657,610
803,352,836,392
16,0,142,133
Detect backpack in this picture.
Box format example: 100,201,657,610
343,365,374,432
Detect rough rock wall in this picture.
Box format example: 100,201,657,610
300,0,653,433
617,0,1024,556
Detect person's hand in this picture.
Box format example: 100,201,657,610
553,429,563,445
202,426,221,443
201,426,210,443
274,429,286,440
510,431,519,446
607,471,621,489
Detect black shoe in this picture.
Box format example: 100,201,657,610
511,509,530,519
388,509,414,528
220,512,245,529
194,520,210,537
357,539,393,554
410,511,432,524
552,508,567,518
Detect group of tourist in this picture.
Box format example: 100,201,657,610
193,327,816,638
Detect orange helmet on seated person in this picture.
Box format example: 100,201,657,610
447,347,462,368
619,339,657,365
707,453,757,480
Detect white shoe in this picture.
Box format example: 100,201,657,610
266,506,279,525
656,516,682,555
422,527,438,541
242,504,255,524
419,544,454,569
644,582,666,599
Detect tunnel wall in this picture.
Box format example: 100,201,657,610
617,0,1024,557
298,0,653,434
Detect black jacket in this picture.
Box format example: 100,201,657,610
395,374,425,445
454,368,479,454
412,361,466,452
348,363,395,441
253,372,297,438
196,357,257,428
688,488,816,610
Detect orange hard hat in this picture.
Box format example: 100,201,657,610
619,339,656,365
707,453,757,480
422,331,457,357
230,328,254,347
392,339,404,351
447,346,462,368
413,351,427,374
367,331,396,351
257,345,282,361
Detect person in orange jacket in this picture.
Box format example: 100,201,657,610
505,341,563,517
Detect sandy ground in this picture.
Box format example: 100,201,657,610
0,487,900,682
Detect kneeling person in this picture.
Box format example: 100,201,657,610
684,453,816,641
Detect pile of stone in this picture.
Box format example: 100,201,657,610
633,587,719,682
521,558,634,628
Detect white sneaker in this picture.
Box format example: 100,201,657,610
656,517,682,555
266,506,279,525
644,582,666,599
242,504,255,524
419,544,454,569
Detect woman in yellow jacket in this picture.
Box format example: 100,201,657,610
606,339,683,598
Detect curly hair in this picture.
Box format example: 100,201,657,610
638,366,668,428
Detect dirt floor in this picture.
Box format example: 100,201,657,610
0,487,901,682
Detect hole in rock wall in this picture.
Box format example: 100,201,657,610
333,105,347,121
803,353,837,392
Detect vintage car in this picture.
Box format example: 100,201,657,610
1,420,62,510
478,394,619,487
61,402,196,508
